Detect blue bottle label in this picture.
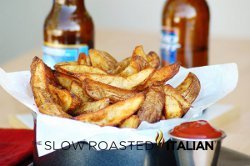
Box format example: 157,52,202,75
161,28,180,65
43,43,89,68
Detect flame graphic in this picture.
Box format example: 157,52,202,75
155,130,165,147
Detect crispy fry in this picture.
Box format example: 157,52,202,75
137,86,165,123
30,45,201,125
71,98,110,116
30,57,70,117
55,64,107,75
75,68,155,90
132,45,148,60
71,81,92,102
77,53,91,66
74,94,145,126
89,49,118,73
132,46,160,69
119,56,148,77
176,72,201,104
147,51,160,69
138,63,180,90
55,72,80,89
164,95,183,119
30,57,55,106
119,115,140,128
84,79,137,103
31,88,54,108
55,61,78,66
113,57,131,74
39,103,72,118
164,85,191,113
48,84,81,112
54,72,91,102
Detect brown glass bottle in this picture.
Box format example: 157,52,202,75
161,0,210,68
43,0,94,68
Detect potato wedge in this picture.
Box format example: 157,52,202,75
55,61,78,66
39,103,72,119
132,45,148,60
133,46,160,69
138,63,180,90
55,64,107,75
76,68,155,90
74,94,145,126
54,72,91,102
77,53,91,66
89,49,118,73
147,51,160,69
119,55,148,77
31,88,54,108
164,85,191,113
55,71,80,89
113,57,131,74
176,72,201,104
84,79,137,103
30,57,70,117
30,57,55,106
48,84,81,112
71,98,110,116
71,81,92,102
164,95,183,119
137,86,165,123
119,115,140,128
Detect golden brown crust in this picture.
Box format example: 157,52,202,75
71,98,110,116
147,51,160,69
75,68,155,90
77,53,91,66
89,49,118,74
119,115,141,128
138,63,180,90
176,72,201,104
137,86,165,123
74,94,145,126
84,79,137,103
54,64,107,75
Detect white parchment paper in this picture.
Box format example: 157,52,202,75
0,63,238,157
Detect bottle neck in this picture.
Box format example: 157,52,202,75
54,0,85,8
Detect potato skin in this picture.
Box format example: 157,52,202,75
119,115,141,129
176,72,201,104
137,86,165,123
84,79,137,103
74,94,145,126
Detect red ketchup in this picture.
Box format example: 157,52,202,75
170,120,222,139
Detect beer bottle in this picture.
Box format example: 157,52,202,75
161,0,210,68
43,0,94,68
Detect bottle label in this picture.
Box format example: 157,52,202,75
43,43,89,68
160,28,180,65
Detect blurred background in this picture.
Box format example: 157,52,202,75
0,0,250,64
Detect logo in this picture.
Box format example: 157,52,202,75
155,130,165,147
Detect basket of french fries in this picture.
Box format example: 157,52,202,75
0,46,238,166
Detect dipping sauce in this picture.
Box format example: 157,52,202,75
170,120,222,139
